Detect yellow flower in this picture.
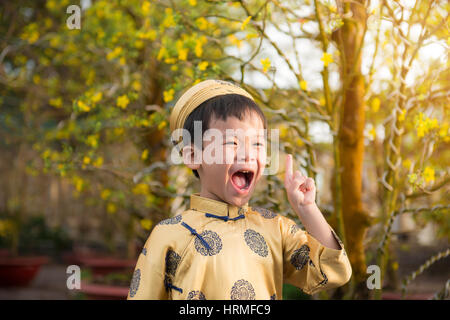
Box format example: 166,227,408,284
49,97,62,108
107,202,117,214
427,118,438,130
116,95,130,109
91,92,102,103
133,183,150,195
163,89,175,102
21,23,40,44
140,219,153,230
279,124,288,139
402,159,412,170
33,75,41,84
321,52,334,67
319,97,326,106
422,166,435,183
198,61,209,71
142,1,151,15
93,157,103,167
195,36,207,57
132,80,142,92
408,173,417,184
83,156,91,165
241,16,252,30
414,112,438,138
101,189,112,200
392,261,399,271
162,8,176,28
158,121,167,130
196,17,208,30
114,128,124,136
77,101,91,112
299,80,308,91
73,176,84,192
107,47,122,61
371,97,380,113
188,0,197,6
178,48,189,61
368,127,376,140
135,39,144,49
141,149,149,160
119,57,126,66
86,135,98,148
86,70,95,86
439,122,448,139
260,58,271,73
228,34,242,49
398,108,406,122
165,57,176,64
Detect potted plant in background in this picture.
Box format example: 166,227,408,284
0,213,72,287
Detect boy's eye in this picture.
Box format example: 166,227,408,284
254,142,264,146
225,141,237,145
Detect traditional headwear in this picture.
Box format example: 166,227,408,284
169,79,255,146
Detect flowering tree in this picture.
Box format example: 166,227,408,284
0,0,448,298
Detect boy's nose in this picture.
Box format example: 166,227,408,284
237,141,256,163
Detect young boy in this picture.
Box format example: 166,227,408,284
127,79,351,300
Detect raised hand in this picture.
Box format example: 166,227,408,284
284,154,316,212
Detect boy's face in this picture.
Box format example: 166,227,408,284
186,110,267,207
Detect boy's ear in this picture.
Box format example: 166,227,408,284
182,144,201,170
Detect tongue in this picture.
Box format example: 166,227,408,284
232,172,247,189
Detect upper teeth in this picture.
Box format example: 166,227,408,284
242,171,249,173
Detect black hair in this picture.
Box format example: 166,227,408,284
183,93,267,179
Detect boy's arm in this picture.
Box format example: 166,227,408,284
295,203,341,249
284,154,339,249
282,154,351,295
127,225,169,300
281,217,351,295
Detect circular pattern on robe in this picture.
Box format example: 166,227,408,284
270,293,276,300
187,290,206,300
141,248,147,256
230,279,256,300
244,229,268,257
290,244,310,270
129,269,141,298
252,207,277,219
165,249,181,276
194,230,222,256
158,214,182,225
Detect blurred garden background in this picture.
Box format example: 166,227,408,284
0,0,448,300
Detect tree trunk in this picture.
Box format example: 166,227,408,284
333,0,372,298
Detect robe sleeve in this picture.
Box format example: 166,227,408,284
127,225,169,300
281,216,352,295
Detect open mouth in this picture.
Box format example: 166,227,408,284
230,169,255,192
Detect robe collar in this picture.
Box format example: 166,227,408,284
190,193,249,218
